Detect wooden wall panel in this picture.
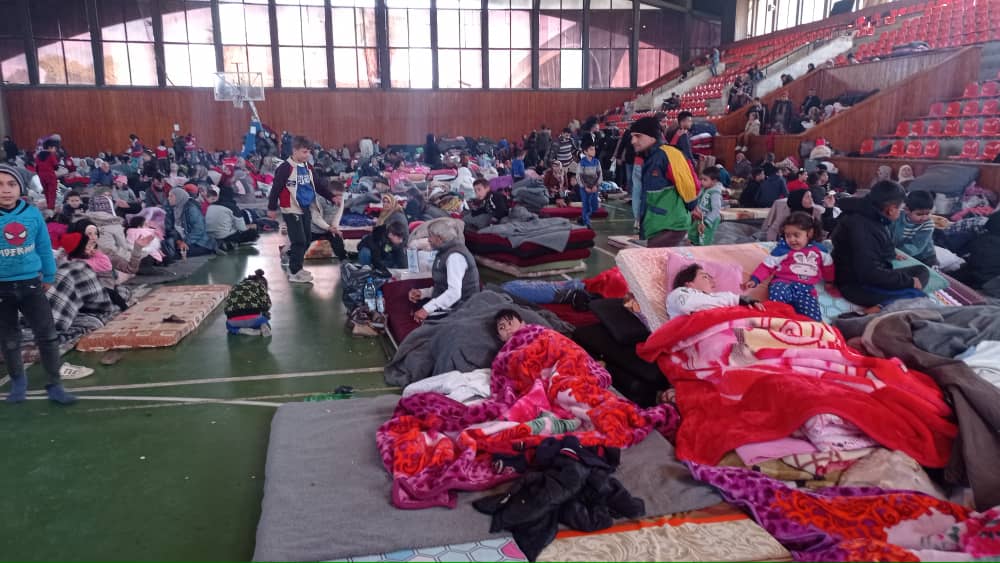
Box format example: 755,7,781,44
828,156,1000,194
3,88,632,156
713,48,981,164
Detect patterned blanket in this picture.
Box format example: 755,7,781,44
691,464,1000,561
377,324,677,509
636,304,957,468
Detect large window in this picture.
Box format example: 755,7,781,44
0,0,28,84
31,0,95,84
538,0,583,89
588,0,631,89
637,2,681,86
219,0,273,86
99,0,157,86
437,0,481,89
276,0,327,87
331,0,379,88
387,0,432,88
487,0,532,88
163,0,216,86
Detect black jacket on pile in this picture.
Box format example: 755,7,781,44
832,196,924,300
956,214,1000,289
474,436,644,562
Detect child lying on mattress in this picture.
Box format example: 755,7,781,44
666,263,763,319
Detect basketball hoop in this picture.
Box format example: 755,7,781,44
214,70,264,121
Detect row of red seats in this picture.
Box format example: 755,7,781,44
891,118,1000,138
929,99,1000,118
865,139,1000,161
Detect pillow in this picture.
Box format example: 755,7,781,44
664,255,744,296
589,298,650,346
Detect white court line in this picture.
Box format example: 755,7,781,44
560,273,573,281
595,246,618,258
23,366,386,395
26,395,282,407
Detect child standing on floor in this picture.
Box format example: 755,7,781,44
0,164,76,404
225,269,272,336
745,211,833,321
578,143,602,228
689,168,724,246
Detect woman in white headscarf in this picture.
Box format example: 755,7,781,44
165,187,217,257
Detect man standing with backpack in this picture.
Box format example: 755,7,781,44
629,116,699,247
268,136,337,283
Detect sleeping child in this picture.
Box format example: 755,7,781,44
224,269,272,336
666,263,763,319
744,211,833,321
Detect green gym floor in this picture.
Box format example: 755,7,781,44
0,202,637,561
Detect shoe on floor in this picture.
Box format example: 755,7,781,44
299,269,314,281
45,383,77,405
5,374,27,403
288,270,313,284
59,363,94,380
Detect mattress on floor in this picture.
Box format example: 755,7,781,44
537,303,600,328
616,243,958,332
75,285,229,352
475,256,586,278
348,503,790,562
720,207,769,222
253,396,722,562
538,206,609,220
476,247,591,267
383,278,434,346
465,227,596,257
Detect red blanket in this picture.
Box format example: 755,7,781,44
636,305,956,467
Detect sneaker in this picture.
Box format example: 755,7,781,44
279,245,290,267
59,363,94,380
45,383,77,405
288,270,313,284
299,269,314,281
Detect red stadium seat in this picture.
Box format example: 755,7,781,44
962,119,980,136
963,82,980,98
963,101,981,116
886,140,906,158
911,120,926,136
921,140,941,158
929,102,945,117
984,117,1000,135
951,140,981,160
982,81,999,97
926,120,945,136
905,140,923,157
946,101,963,117
894,121,910,137
860,138,875,154
983,99,1000,115
945,119,962,136
982,140,1000,161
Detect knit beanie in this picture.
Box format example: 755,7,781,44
868,180,906,209
630,116,662,141
0,163,26,195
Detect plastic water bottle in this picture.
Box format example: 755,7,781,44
363,277,377,311
375,289,385,314
407,248,419,273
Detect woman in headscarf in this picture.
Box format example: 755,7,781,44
542,161,569,207
870,165,893,188
897,164,916,188
763,189,825,241
165,187,216,257
377,193,410,245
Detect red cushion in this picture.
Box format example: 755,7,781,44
339,228,371,240
537,207,609,219
382,278,434,344
538,303,600,328
478,248,591,267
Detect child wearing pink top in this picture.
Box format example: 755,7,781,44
745,211,833,321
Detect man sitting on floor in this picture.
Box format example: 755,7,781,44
407,219,480,322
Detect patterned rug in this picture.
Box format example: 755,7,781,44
76,285,230,352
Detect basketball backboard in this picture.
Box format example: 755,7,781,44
214,71,265,108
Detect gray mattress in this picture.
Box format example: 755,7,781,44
253,395,721,562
